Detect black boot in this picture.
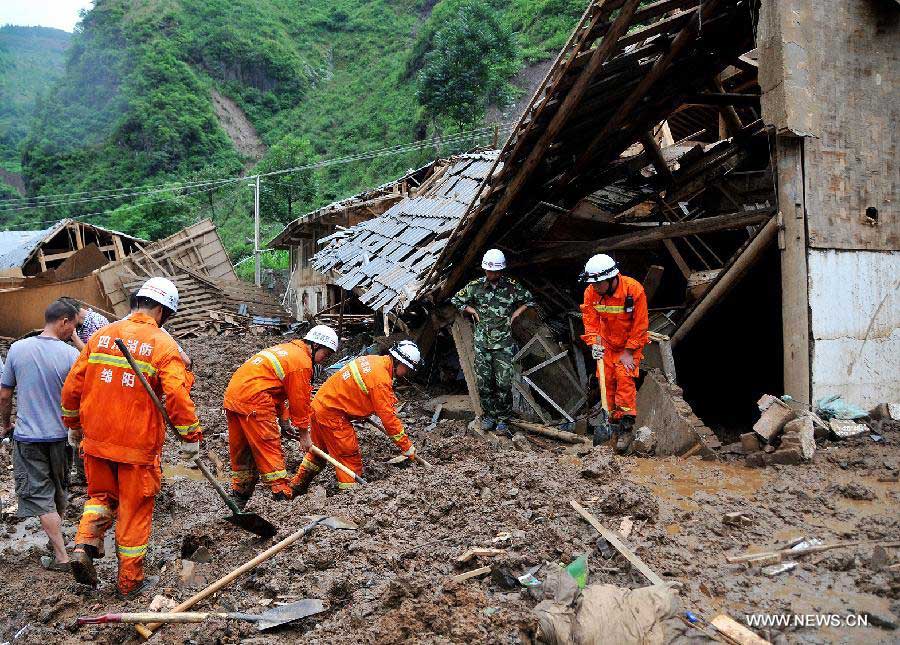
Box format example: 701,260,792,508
70,546,98,587
290,467,317,497
615,416,636,454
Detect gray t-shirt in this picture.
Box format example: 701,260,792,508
0,335,79,442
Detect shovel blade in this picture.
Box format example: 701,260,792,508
304,515,358,531
226,512,279,538
257,599,326,631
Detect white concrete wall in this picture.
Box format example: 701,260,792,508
808,249,900,408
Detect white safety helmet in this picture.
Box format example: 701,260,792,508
580,254,619,283
136,277,180,313
304,324,339,352
481,248,506,271
389,340,421,370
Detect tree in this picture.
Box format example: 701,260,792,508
416,0,519,133
255,135,318,225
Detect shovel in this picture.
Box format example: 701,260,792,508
135,514,356,639
79,599,325,631
592,353,613,446
114,339,277,539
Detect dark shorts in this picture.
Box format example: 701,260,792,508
12,439,71,518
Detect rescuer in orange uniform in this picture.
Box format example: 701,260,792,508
579,254,648,453
61,277,201,599
223,325,339,507
291,341,421,493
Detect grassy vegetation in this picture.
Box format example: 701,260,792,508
0,26,70,177
1,0,586,262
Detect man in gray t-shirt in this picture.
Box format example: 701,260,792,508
0,299,81,571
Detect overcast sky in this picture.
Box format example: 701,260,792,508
1,1,93,32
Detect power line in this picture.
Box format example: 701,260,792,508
0,121,513,210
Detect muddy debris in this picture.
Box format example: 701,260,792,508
0,333,898,643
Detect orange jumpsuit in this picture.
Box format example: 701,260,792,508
223,341,312,499
61,313,200,595
580,275,649,421
293,355,412,490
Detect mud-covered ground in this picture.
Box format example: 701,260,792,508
1,333,897,644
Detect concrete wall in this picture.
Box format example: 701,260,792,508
808,249,900,407
760,0,899,407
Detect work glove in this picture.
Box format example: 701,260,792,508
179,440,200,463
402,444,417,461
67,427,83,448
592,344,605,360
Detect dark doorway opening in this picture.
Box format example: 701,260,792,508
674,243,783,441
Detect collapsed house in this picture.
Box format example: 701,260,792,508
0,218,288,338
272,0,898,455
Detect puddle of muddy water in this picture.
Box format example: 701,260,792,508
626,457,767,510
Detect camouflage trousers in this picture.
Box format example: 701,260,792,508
474,343,515,422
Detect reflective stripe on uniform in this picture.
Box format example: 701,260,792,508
117,543,148,558
82,504,110,517
348,361,368,394
258,350,285,380
300,457,322,473
261,469,288,482
174,422,199,437
232,470,255,482
87,352,158,376
593,304,625,313
391,429,407,442
61,405,80,418
337,481,356,490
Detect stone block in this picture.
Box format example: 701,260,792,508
630,426,656,455
740,432,761,453
753,396,796,441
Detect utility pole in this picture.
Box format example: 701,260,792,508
253,174,261,287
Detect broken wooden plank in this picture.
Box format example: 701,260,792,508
450,315,484,418
450,566,491,583
454,548,505,564
709,614,771,645
509,419,586,444
570,499,665,586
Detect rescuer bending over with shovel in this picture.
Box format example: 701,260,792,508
223,325,338,507
579,254,648,453
61,277,201,599
291,341,420,494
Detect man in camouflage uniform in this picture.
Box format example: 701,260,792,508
451,249,535,435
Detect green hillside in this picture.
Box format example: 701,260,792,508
0,25,70,192
4,0,586,260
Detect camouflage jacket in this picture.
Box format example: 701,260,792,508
451,276,535,349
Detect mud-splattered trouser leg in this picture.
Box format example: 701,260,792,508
474,344,515,422
293,410,362,493
75,455,159,595
600,351,640,422
227,409,291,499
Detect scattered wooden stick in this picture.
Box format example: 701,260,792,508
454,548,505,564
570,499,664,586
726,540,900,565
450,566,491,583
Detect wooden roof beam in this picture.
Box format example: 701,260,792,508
436,0,645,300
522,207,772,265
561,0,725,194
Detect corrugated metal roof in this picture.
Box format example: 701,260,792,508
0,226,54,270
313,150,500,313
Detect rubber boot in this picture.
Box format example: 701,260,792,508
290,467,317,497
615,416,636,454
117,575,160,601
230,490,252,511
70,547,98,587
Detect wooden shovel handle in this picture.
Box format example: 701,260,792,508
310,445,368,484
136,518,323,638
